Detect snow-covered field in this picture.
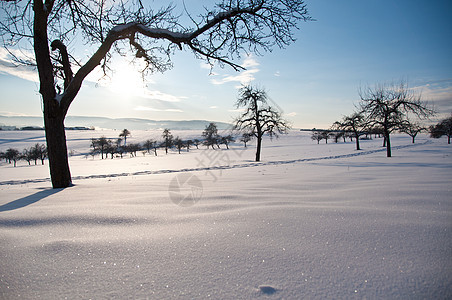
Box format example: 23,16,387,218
0,130,451,299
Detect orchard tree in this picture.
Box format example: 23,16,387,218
202,123,219,149
400,121,426,143
220,135,235,149
430,115,452,144
162,128,173,154
333,112,368,150
240,132,252,147
173,137,185,154
0,0,311,188
311,130,323,144
233,85,290,161
119,129,131,146
359,81,434,157
6,148,20,167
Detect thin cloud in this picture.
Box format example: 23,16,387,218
287,112,297,117
412,79,452,115
134,106,183,112
142,90,187,102
0,48,38,82
210,55,260,86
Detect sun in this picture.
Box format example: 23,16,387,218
108,62,148,96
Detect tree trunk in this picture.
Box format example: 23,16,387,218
355,133,360,150
44,115,72,188
255,136,262,162
35,2,72,188
385,133,391,157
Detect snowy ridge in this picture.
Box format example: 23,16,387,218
0,140,431,186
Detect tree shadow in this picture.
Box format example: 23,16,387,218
0,188,63,212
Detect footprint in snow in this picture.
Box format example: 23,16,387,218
257,285,278,295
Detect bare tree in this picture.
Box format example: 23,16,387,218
173,137,185,154
162,128,173,154
400,120,426,143
333,112,368,150
0,0,310,188
240,132,252,147
311,130,323,144
359,81,434,157
234,85,290,161
6,148,20,167
430,114,452,144
202,123,219,149
119,129,131,146
220,135,235,149
91,136,109,159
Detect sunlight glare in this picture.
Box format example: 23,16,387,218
108,62,150,97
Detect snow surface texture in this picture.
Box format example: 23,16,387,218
0,131,451,299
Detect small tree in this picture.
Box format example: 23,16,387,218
119,129,131,146
221,135,235,150
240,132,252,148
203,123,220,150
162,129,173,154
22,148,34,165
233,85,290,161
311,130,323,144
6,148,20,167
359,81,435,157
91,137,109,159
173,137,185,154
430,115,452,144
143,139,154,154
126,143,141,157
334,112,368,150
400,121,426,143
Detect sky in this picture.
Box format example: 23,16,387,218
0,0,451,129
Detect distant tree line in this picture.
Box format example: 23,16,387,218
0,143,47,167
88,125,243,160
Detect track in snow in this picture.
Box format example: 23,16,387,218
0,140,431,186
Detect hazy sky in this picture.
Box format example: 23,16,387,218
0,0,451,128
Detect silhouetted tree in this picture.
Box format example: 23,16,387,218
173,137,185,154
203,123,219,149
233,85,290,161
240,132,252,147
22,148,34,165
311,130,323,144
359,81,434,157
91,137,109,159
162,129,173,154
119,129,131,146
126,143,141,157
430,115,452,144
334,112,368,150
6,148,20,167
221,135,235,149
186,140,193,152
400,121,426,143
0,0,311,188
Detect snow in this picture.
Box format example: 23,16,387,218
0,130,451,299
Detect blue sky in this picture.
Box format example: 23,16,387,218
0,0,451,128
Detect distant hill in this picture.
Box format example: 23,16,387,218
0,115,232,130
